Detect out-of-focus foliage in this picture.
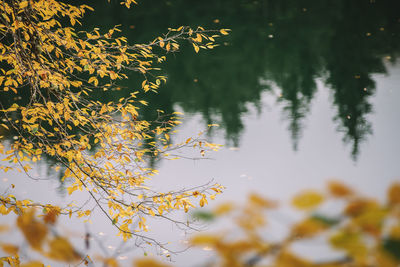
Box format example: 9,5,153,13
0,0,227,262
4,181,398,266
189,181,400,267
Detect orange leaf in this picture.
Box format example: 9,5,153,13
327,181,354,198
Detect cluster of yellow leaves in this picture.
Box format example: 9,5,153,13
188,181,400,267
0,0,228,247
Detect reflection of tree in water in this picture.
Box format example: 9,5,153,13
321,0,400,159
12,0,400,160
133,0,400,159
260,0,400,158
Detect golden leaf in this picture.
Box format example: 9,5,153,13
291,218,328,238
344,198,378,217
0,224,10,233
388,183,400,205
17,210,48,250
330,230,367,263
134,258,171,267
103,258,119,267
20,261,44,267
220,29,230,35
0,205,11,215
213,202,233,215
275,251,311,267
192,43,200,53
353,206,386,236
1,244,19,255
19,1,29,9
291,190,324,210
190,234,220,245
249,193,277,209
47,237,81,262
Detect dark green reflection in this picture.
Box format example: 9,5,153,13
3,0,400,161
80,0,400,159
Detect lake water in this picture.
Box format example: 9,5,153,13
1,0,400,266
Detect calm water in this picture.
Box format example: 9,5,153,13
1,0,400,266
80,0,400,160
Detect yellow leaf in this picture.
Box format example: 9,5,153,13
220,29,230,35
291,218,328,238
67,185,78,195
0,224,10,233
20,261,44,267
134,258,171,267
88,76,98,86
249,193,277,209
148,209,155,216
0,205,11,215
1,244,19,255
17,210,48,250
190,234,220,246
199,197,207,207
194,33,202,43
1,124,9,130
344,199,377,217
353,206,386,236
291,190,324,210
388,183,400,205
100,104,107,114
19,1,28,9
330,230,367,263
103,258,119,267
213,202,233,215
275,251,311,267
192,43,199,53
47,237,80,262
